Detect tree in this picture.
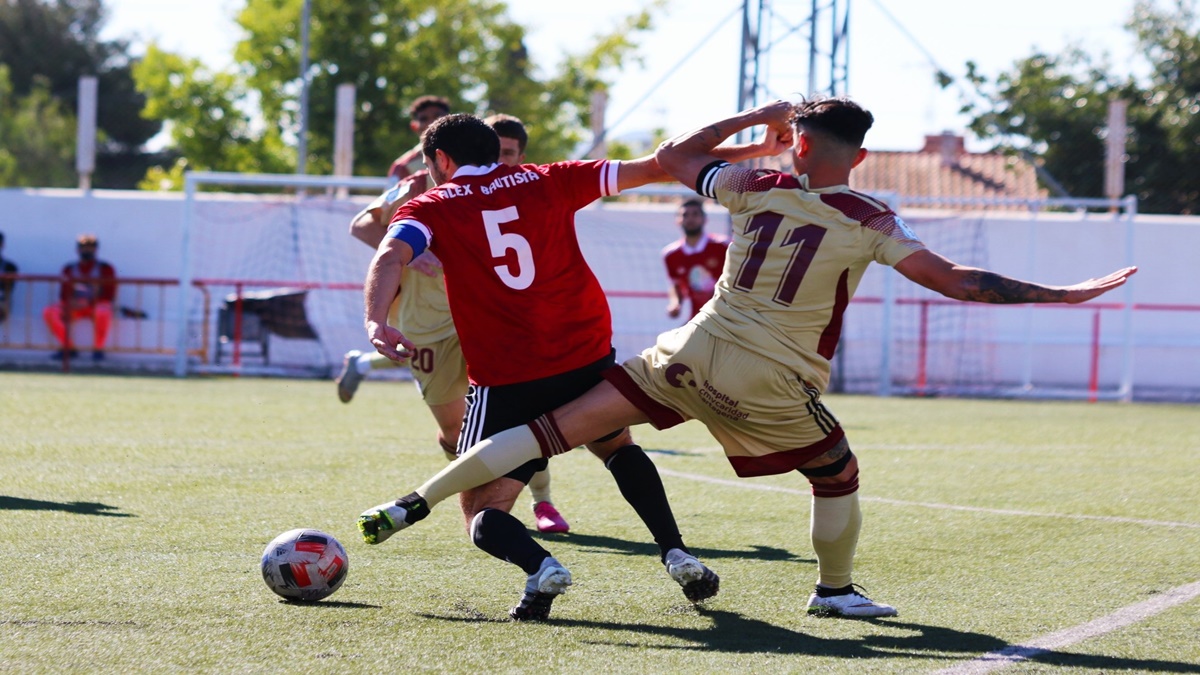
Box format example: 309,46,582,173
0,0,162,186
0,65,77,187
953,0,1199,214
231,0,660,174
133,45,293,189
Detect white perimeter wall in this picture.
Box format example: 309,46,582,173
0,188,1196,398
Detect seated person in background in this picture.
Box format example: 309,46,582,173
0,230,17,324
43,234,117,361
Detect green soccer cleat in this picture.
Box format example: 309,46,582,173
357,494,429,544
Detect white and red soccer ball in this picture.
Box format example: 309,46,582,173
260,529,348,602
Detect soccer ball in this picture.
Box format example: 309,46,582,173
260,529,349,602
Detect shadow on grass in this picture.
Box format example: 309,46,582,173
0,495,134,517
279,600,383,609
419,608,1200,671
541,530,812,564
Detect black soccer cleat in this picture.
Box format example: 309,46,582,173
509,591,557,621
665,548,720,603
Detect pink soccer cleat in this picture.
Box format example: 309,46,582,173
533,501,570,533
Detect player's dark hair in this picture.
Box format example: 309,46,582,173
408,95,451,119
421,114,500,167
789,96,874,148
485,114,528,153
680,198,705,211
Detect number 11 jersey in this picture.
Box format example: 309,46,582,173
697,163,926,393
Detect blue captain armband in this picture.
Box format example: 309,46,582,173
386,221,429,259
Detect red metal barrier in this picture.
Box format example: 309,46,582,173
0,273,210,370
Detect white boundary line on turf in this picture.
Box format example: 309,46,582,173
931,580,1200,675
657,469,1200,530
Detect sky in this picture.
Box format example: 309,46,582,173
100,0,1145,153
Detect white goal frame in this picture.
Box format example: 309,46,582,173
871,193,1139,402
173,171,392,377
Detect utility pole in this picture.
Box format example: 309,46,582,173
297,0,312,175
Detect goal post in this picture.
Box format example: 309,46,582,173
174,171,392,377
845,194,1139,402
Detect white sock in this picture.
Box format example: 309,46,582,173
528,468,552,504
417,425,544,506
810,492,862,589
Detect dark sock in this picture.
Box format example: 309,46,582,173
814,583,854,597
395,492,430,524
470,508,552,575
604,445,687,562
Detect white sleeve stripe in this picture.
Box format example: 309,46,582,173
392,219,432,246
698,162,729,198
601,160,621,197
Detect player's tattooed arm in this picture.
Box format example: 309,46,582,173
896,249,1136,305
958,270,1068,304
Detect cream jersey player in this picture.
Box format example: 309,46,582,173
368,174,456,345
695,164,924,393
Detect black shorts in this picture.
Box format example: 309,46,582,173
458,349,619,483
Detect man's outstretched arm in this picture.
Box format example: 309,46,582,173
894,249,1137,304
656,100,794,188
617,108,792,193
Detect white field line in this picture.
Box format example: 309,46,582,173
931,580,1200,675
657,469,1200,530
658,468,1200,672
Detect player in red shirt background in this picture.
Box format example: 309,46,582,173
662,198,729,320
357,113,784,620
43,234,117,361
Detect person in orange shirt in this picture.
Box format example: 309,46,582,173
44,234,117,361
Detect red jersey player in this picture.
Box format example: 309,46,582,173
662,198,729,319
357,114,781,620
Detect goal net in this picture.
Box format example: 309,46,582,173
176,173,391,376
174,175,1136,402
173,174,689,377
831,196,1137,401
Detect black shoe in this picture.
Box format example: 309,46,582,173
509,591,557,621
665,548,720,603
92,350,106,362
508,557,572,621
50,349,80,360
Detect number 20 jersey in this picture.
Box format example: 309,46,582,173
388,160,621,387
697,163,926,393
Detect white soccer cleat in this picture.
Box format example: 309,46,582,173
665,548,720,603
509,557,572,621
336,350,363,403
806,585,898,617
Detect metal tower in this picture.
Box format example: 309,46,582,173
737,0,851,115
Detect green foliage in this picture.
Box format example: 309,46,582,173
0,0,161,187
0,66,76,187
229,0,661,173
952,0,1200,213
1,373,1199,671
133,45,293,189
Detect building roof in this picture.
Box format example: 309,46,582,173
856,133,1047,205
761,132,1048,208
